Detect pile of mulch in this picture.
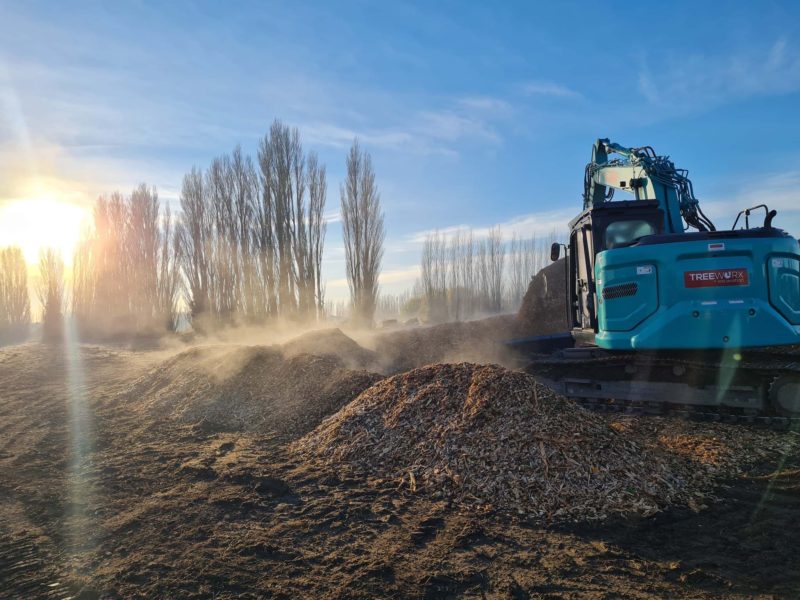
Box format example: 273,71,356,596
607,417,796,476
294,362,706,522
282,328,379,370
369,315,520,373
517,257,569,336
125,344,382,439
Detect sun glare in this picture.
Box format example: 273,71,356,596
0,197,88,266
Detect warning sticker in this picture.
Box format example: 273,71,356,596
684,268,749,288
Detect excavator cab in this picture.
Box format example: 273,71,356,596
554,200,664,337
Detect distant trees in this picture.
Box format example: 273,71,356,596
72,185,181,339
37,248,65,341
507,233,549,309
482,227,505,313
306,152,327,320
420,231,449,323
176,167,211,322
416,228,555,323
448,229,474,321
341,140,385,327
0,246,30,342
177,120,327,329
179,147,261,325
22,122,389,338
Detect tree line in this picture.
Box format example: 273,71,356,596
0,247,30,343
0,120,387,342
415,228,557,323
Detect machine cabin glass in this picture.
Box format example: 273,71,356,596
604,220,658,249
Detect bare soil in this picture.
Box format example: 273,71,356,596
2,338,800,599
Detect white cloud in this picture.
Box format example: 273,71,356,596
702,169,800,234
301,122,415,150
301,95,509,156
407,207,573,245
638,37,800,113
521,80,583,99
323,209,342,223
456,95,513,114
417,110,501,144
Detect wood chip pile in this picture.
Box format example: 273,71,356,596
517,258,569,336
608,417,796,475
126,344,382,439
294,363,703,522
282,328,379,370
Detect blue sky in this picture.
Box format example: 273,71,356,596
2,0,800,300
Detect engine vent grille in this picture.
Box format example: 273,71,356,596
602,282,638,300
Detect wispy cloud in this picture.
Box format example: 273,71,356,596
638,37,800,113
417,109,501,144
301,93,510,155
323,209,342,224
456,95,513,114
301,122,414,150
702,168,800,233
521,80,583,99
407,207,573,245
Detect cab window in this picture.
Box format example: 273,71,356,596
604,220,656,249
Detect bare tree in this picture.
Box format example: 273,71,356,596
157,206,181,331
508,233,539,309
420,231,448,323
340,139,385,327
253,156,278,318
448,230,464,321
128,184,160,329
256,121,328,321
230,146,260,321
306,152,327,320
259,121,301,316
475,237,489,312
178,167,213,324
486,227,505,312
0,246,30,342
447,229,477,321
37,248,65,342
207,155,237,322
73,185,181,338
173,122,327,329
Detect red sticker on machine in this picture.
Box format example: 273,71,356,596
684,268,749,288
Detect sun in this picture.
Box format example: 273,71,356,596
0,197,89,266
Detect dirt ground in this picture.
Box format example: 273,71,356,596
2,339,800,599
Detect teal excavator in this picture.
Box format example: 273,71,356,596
512,139,800,421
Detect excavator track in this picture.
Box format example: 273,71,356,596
525,347,800,429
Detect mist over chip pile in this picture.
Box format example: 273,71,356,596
126,341,382,439
369,315,519,372
294,363,702,522
282,327,380,370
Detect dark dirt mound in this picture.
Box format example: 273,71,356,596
282,328,379,370
368,315,519,372
127,345,382,439
294,363,703,522
517,257,569,336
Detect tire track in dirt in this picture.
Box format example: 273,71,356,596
0,502,72,600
